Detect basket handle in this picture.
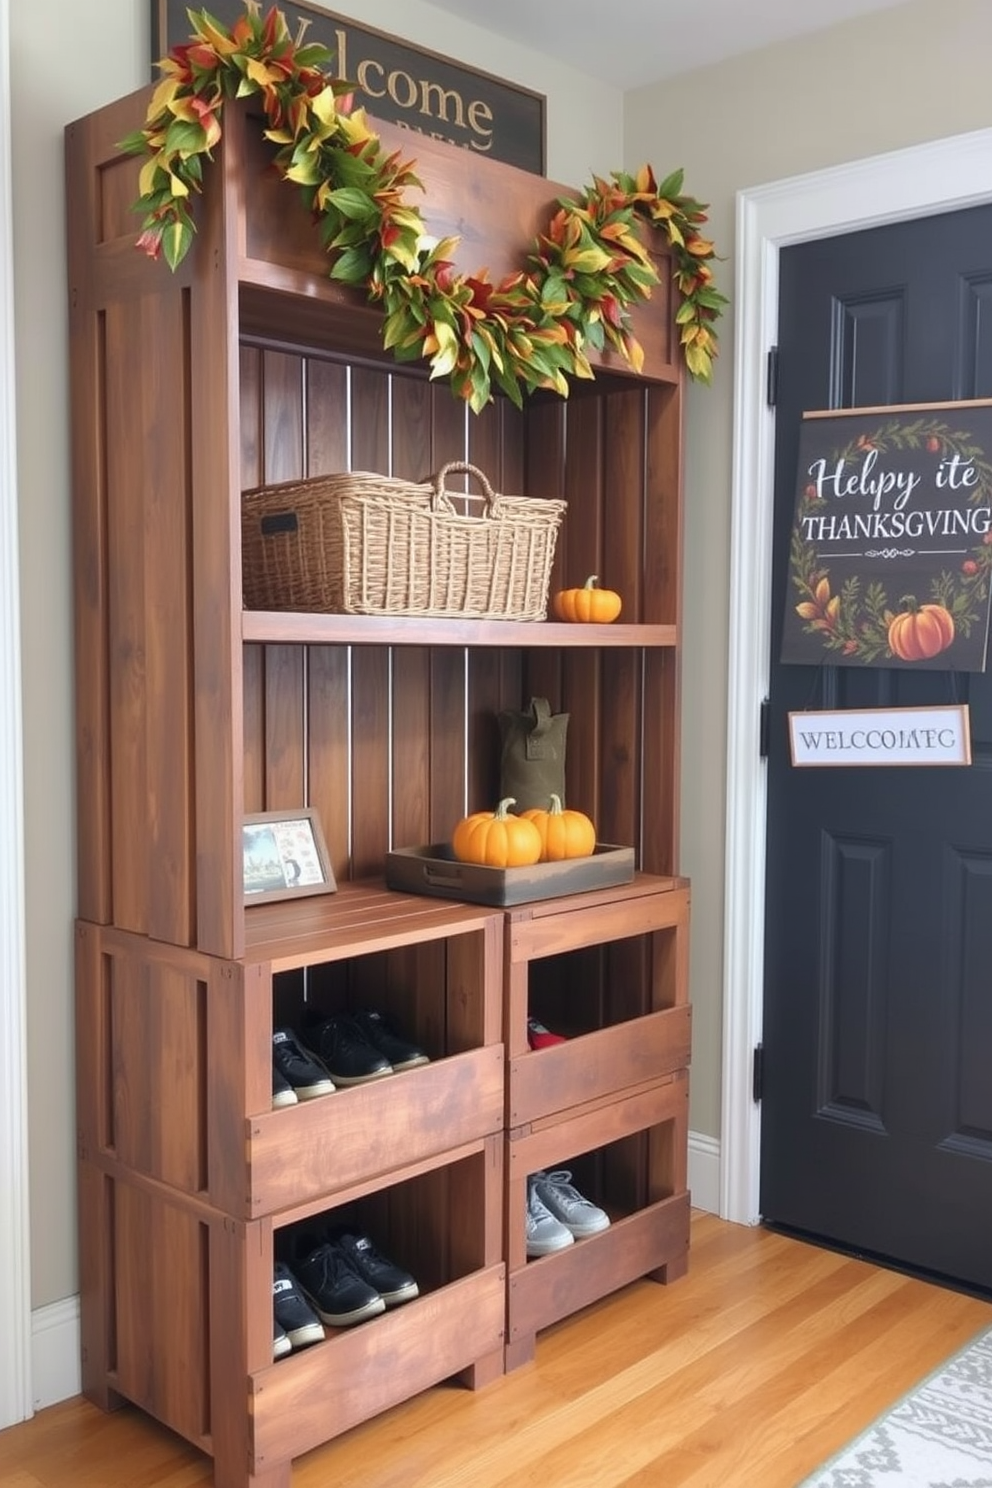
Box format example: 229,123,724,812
433,461,497,515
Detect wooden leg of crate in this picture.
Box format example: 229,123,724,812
504,1332,537,1373
458,1343,505,1390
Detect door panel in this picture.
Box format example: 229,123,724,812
761,205,992,1292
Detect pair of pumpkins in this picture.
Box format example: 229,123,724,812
452,795,596,868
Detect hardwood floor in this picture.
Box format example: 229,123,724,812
3,1214,990,1488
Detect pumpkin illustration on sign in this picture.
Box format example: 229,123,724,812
521,795,597,861
887,603,955,661
451,798,542,868
553,576,622,623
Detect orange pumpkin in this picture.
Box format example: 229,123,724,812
887,604,955,661
522,794,597,861
553,575,622,623
451,797,543,868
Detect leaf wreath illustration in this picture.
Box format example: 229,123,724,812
790,416,992,662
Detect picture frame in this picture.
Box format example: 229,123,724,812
243,808,336,904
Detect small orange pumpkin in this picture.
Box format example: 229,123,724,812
887,603,955,661
522,794,597,861
553,575,622,624
451,797,543,868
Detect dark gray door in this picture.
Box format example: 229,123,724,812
761,205,992,1291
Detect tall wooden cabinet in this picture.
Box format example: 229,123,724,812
67,82,690,1488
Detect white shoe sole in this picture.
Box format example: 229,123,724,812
284,1320,325,1347
294,1080,336,1099
526,1230,575,1258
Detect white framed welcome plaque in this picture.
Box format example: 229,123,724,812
788,704,971,768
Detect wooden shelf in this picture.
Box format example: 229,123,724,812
243,878,499,971
241,612,678,648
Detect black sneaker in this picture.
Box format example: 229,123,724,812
272,1064,298,1109
291,1232,386,1327
272,1028,336,1100
327,1227,420,1307
350,1009,430,1072
273,1318,292,1360
272,1262,325,1349
302,1014,393,1086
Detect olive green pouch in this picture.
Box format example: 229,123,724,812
497,697,569,811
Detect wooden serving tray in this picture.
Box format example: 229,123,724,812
384,843,635,907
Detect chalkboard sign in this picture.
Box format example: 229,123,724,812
781,400,992,671
151,0,546,176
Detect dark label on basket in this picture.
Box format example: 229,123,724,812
260,512,299,536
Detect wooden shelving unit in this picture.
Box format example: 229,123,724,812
67,82,689,1488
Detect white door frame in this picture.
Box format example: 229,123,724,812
0,0,33,1429
721,126,992,1225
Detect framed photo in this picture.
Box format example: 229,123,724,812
243,809,336,904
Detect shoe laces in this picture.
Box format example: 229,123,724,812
541,1170,594,1214
526,1178,557,1226
304,1240,357,1289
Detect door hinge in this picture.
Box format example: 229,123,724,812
752,1044,764,1103
759,697,771,758
766,346,779,408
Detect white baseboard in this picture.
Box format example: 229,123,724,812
688,1129,721,1215
27,1135,720,1414
32,1295,80,1411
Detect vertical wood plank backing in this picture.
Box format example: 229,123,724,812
391,373,433,482
261,350,304,482
644,380,684,868
430,649,469,841
642,646,677,873
467,649,504,810
645,381,684,626
307,358,350,473
603,388,646,620
352,648,391,874
308,646,352,883
242,644,264,813
392,648,432,849
390,377,434,848
262,646,305,809
350,370,392,872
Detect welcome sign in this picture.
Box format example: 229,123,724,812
781,401,992,671
789,705,971,768
152,0,547,174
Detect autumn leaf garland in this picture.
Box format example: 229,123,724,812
120,3,727,411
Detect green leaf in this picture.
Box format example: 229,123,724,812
656,168,685,200
327,186,376,220
329,244,373,283
162,216,194,271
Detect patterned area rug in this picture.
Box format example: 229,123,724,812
800,1326,992,1487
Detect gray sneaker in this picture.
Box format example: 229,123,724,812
526,1176,574,1257
532,1170,610,1238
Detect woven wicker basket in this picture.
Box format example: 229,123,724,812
242,461,567,619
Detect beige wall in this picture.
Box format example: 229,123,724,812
10,1,619,1311
624,0,992,1137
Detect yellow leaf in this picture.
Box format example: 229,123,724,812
147,76,181,123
